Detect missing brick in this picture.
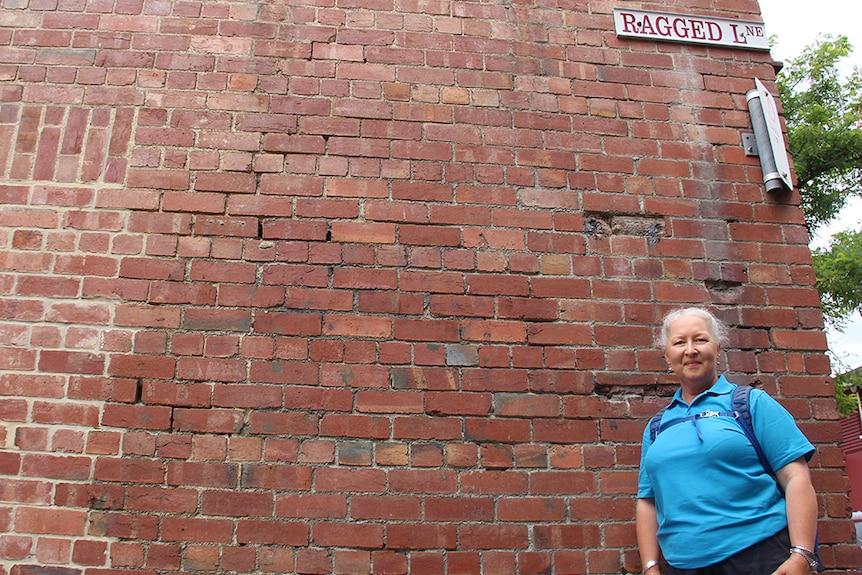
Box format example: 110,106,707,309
705,279,743,292
585,213,666,244
584,214,612,237
611,216,666,245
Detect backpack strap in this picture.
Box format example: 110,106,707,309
731,385,774,477
648,406,668,441
649,386,768,465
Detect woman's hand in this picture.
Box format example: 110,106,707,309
636,499,662,575
770,550,813,575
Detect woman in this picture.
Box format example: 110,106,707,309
637,308,819,575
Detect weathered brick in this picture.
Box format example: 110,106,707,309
102,404,172,430
161,517,233,543
172,408,244,434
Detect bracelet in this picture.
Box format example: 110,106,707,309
789,546,818,571
642,559,659,574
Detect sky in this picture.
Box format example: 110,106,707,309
757,0,862,372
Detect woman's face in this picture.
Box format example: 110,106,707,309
664,314,721,389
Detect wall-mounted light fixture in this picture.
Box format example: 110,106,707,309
745,78,792,194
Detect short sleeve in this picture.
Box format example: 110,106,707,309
637,421,655,498
749,389,815,472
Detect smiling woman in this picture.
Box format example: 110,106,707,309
638,307,820,575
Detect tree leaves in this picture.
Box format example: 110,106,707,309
778,34,862,232
778,35,862,331
812,230,862,324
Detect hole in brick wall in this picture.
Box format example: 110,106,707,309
134,380,142,404
257,219,263,239
705,279,743,293
594,382,669,399
611,216,666,245
584,213,666,244
584,214,612,237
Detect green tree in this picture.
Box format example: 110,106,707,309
778,34,862,232
833,369,862,417
811,230,862,323
777,35,862,415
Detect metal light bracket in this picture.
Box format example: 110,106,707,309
742,133,758,156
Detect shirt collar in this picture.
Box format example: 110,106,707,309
668,374,733,407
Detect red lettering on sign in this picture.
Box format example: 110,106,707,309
672,18,689,39
620,12,638,33
707,22,722,41
729,24,746,44
615,9,762,49
746,24,764,38
655,16,671,37
640,14,656,35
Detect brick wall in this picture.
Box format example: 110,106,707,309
0,0,859,573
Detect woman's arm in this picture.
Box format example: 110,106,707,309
771,457,818,575
636,497,662,574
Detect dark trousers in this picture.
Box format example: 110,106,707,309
666,528,790,575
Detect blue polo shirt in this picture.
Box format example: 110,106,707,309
637,376,815,569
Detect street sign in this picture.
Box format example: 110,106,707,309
614,8,770,51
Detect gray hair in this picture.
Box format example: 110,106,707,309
658,307,729,349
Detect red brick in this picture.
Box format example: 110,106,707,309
250,360,319,385
177,357,247,382
464,418,531,443
32,401,98,427
161,517,233,543
330,221,395,244
125,486,197,514
172,408,244,434
237,519,309,546
493,394,560,418
102,404,172,430
393,318,459,342
94,457,164,484
240,464,313,491
166,461,238,488
534,524,602,549
358,292,424,315
322,314,391,338
107,353,176,379
315,468,387,493
15,507,87,536
393,416,462,440
276,493,347,519
387,523,456,549
332,267,398,290
320,414,390,439
200,490,273,517
460,524,529,550
209,382,278,409
312,521,384,549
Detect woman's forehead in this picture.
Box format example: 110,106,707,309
668,314,711,333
